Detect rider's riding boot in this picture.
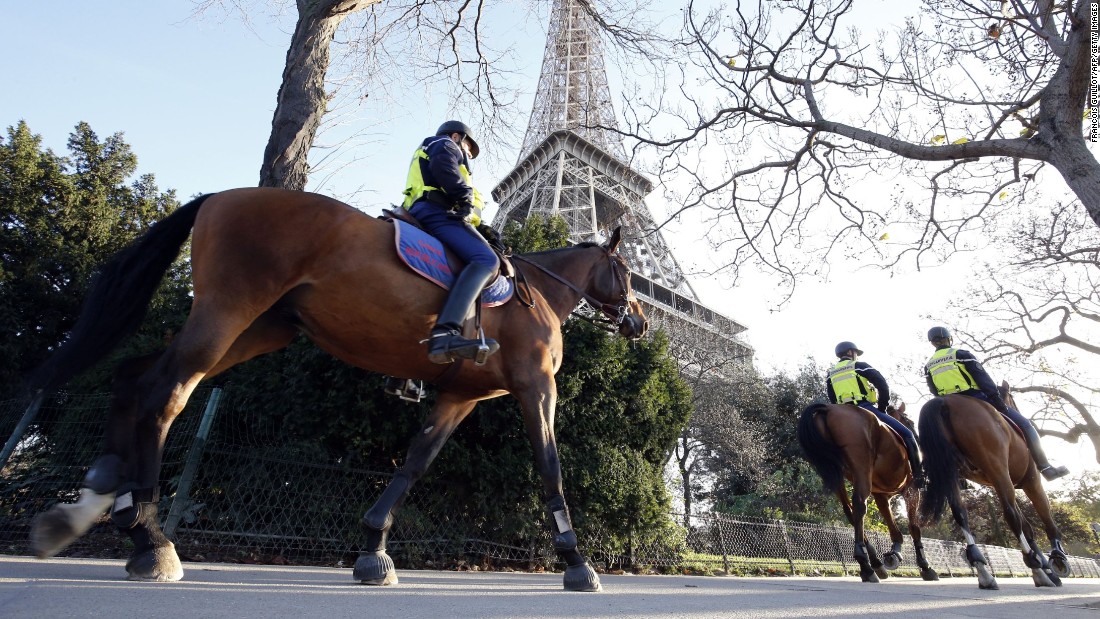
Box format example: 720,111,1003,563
426,262,500,365
1022,424,1069,480
904,437,926,489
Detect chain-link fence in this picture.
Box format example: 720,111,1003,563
2,389,1098,579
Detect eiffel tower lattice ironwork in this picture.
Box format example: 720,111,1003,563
491,0,752,369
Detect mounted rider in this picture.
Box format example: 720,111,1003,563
924,326,1069,481
826,341,925,488
403,120,500,364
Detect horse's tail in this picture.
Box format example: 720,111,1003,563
26,194,212,394
797,402,846,493
918,397,961,524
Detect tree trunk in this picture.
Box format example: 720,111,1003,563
259,0,379,190
1045,135,1100,227
1037,0,1100,227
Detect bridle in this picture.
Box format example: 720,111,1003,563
511,250,634,333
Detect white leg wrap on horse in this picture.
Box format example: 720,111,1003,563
553,510,572,533
58,488,115,534
1018,533,1032,554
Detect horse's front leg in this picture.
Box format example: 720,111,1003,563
515,380,600,592
990,477,1060,588
1020,472,1070,579
355,394,477,586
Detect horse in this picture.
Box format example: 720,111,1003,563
24,187,648,591
798,402,939,583
918,382,1069,590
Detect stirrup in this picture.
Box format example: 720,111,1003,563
473,327,493,365
425,329,499,366
383,377,425,403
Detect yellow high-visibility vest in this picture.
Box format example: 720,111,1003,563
827,359,878,404
402,137,485,226
925,347,977,395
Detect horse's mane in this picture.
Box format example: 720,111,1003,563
520,241,602,258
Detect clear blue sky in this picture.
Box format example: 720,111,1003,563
3,2,1094,479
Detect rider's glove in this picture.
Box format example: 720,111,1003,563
450,202,472,220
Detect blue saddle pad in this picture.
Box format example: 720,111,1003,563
394,219,512,307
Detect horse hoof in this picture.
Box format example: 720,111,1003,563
1050,554,1071,578
30,509,79,559
354,551,398,586
921,567,940,581
975,562,998,590
874,566,889,580
29,489,114,558
125,543,183,582
1032,568,1061,588
564,563,602,592
857,563,880,583
882,552,901,571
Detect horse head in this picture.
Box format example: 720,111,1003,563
887,402,916,432
598,227,648,339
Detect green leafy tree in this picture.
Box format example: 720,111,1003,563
0,121,186,395
709,362,844,523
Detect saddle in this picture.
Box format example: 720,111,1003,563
377,208,517,401
381,208,515,278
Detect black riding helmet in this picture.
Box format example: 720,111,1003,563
436,120,480,159
927,326,952,343
834,341,863,358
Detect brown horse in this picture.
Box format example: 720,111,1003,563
798,402,938,583
25,188,648,591
918,383,1068,590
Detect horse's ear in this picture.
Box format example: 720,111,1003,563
1000,379,1010,392
897,402,906,414
604,227,622,253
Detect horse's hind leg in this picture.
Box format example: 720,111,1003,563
355,393,478,586
850,482,880,583
945,482,998,589
904,486,939,581
63,308,292,582
29,353,161,559
115,310,298,582
873,493,903,573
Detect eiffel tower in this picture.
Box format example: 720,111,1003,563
491,0,752,371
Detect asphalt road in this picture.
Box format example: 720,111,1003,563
2,555,1099,618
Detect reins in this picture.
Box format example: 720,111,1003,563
510,251,630,333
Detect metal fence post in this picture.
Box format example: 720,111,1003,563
778,519,796,575
714,514,731,574
832,523,849,575
0,391,45,471
164,388,222,538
